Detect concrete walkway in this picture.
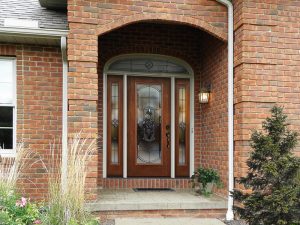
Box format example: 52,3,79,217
115,218,225,225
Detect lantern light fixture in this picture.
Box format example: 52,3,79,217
199,83,211,104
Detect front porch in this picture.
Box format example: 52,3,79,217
67,18,230,211
87,189,227,221
93,21,229,191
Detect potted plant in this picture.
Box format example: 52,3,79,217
191,167,223,196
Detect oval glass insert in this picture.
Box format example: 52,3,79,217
136,84,162,164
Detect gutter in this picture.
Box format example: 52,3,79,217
0,27,67,39
215,0,234,221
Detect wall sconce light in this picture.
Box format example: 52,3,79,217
199,84,211,104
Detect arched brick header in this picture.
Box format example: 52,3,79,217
96,14,227,42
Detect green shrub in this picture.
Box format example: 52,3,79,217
0,143,43,225
232,106,300,225
0,188,41,225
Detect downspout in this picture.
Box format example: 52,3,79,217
61,36,68,193
215,0,234,221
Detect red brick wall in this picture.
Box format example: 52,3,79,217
199,35,228,196
0,44,62,199
233,0,300,188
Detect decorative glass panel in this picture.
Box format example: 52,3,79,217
109,57,189,75
178,87,186,165
111,83,119,164
136,84,162,164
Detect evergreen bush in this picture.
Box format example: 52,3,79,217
232,106,300,225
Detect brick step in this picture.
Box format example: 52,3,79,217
101,178,191,189
96,210,227,223
88,189,227,223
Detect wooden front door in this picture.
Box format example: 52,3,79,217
127,77,171,177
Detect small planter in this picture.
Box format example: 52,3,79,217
201,182,213,194
191,167,223,196
193,180,214,196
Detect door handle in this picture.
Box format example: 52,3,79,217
166,125,170,148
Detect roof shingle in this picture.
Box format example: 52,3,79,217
0,0,67,30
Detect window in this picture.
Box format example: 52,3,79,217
108,57,189,75
0,58,16,155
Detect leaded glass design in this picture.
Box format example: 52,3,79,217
178,87,186,165
109,57,189,75
136,84,162,164
111,83,119,164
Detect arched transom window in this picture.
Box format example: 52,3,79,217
106,55,191,75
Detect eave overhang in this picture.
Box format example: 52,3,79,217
0,27,68,46
39,0,67,10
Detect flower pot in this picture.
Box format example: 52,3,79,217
200,182,214,195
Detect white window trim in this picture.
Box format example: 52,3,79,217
0,57,17,157
103,54,195,178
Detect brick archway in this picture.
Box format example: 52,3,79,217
96,14,227,42
67,0,229,200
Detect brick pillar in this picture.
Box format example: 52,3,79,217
67,22,99,200
233,0,280,187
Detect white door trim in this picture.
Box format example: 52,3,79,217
103,54,195,178
103,73,107,178
123,74,128,178
171,77,175,178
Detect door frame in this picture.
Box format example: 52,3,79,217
103,54,195,178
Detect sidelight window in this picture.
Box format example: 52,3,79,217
175,79,190,177
107,76,123,176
